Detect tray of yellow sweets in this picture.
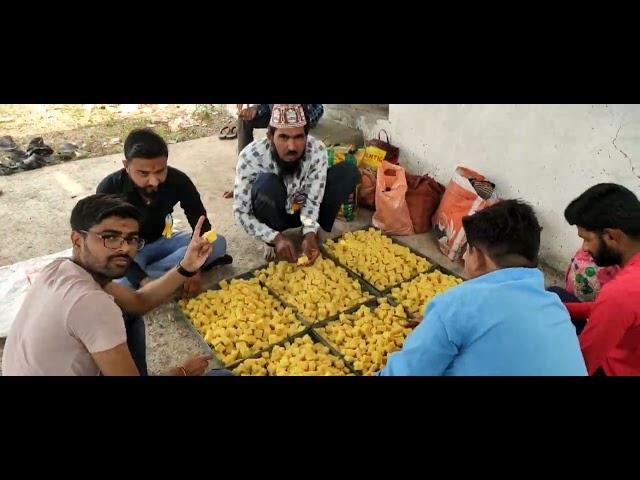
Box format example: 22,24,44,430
178,271,307,369
254,256,376,327
388,269,464,320
321,227,435,294
315,298,414,376
232,330,356,376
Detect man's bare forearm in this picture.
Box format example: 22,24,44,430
105,266,193,315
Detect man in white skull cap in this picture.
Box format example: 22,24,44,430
233,104,360,263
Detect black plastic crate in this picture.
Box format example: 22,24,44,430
230,328,358,376
312,297,412,375
386,267,466,320
320,226,441,295
252,257,380,328
177,268,307,369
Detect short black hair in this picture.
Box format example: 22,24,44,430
267,105,311,138
564,183,640,237
70,194,142,232
124,128,169,161
462,199,542,266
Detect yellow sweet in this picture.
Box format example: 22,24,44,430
390,270,463,318
324,228,432,290
233,335,352,376
317,300,413,376
297,255,309,266
202,230,218,243
256,257,372,323
178,278,305,366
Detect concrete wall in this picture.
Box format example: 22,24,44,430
323,104,390,140
386,104,640,270
221,103,640,269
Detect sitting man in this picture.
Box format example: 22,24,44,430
377,199,587,376
237,104,324,154
233,104,360,263
2,194,228,376
98,129,231,374
562,183,640,376
98,128,231,292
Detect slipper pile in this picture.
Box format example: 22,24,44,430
218,125,237,141
0,135,80,176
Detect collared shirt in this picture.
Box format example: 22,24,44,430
566,253,640,376
233,135,328,244
97,167,211,285
378,268,587,376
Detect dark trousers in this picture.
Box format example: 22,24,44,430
123,312,148,376
548,286,607,376
547,286,588,336
237,112,271,154
251,162,361,236
205,369,235,376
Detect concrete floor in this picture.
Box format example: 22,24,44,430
0,129,565,375
0,134,266,374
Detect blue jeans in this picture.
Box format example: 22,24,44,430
116,231,227,288
117,231,227,374
133,231,227,281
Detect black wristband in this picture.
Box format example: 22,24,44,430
177,261,198,278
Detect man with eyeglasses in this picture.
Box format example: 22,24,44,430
97,128,232,294
2,194,230,376
97,128,232,374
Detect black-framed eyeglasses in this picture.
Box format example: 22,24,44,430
80,230,145,251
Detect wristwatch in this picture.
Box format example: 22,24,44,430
177,261,198,278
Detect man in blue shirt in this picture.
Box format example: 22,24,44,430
378,199,587,376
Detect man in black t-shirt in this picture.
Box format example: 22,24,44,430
97,129,232,374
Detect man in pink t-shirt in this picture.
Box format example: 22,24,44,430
3,194,219,376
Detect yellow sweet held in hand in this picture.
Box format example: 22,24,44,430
178,278,305,367
202,230,218,243
390,270,463,318
256,257,372,323
317,299,413,376
324,228,432,290
162,214,173,239
232,335,352,376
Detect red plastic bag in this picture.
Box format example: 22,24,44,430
432,166,498,261
405,174,445,234
372,161,415,236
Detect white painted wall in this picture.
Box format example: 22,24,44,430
386,104,640,270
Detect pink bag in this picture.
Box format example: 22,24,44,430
565,249,620,301
372,161,415,236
